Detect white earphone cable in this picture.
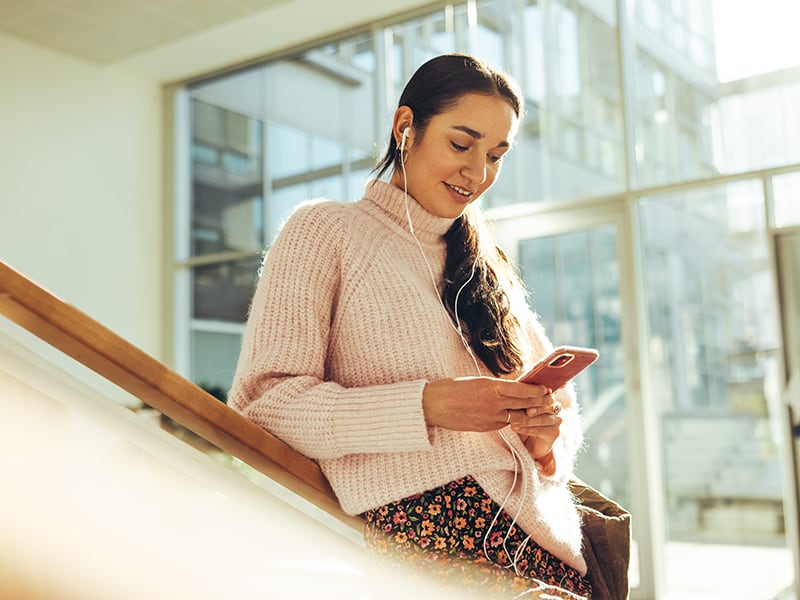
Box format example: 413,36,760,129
400,137,481,374
398,134,530,572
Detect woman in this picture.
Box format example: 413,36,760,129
229,54,592,599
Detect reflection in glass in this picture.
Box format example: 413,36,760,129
192,256,261,323
191,100,264,256
632,47,716,187
634,0,800,184
519,0,625,203
191,329,244,400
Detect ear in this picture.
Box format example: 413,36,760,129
392,106,414,148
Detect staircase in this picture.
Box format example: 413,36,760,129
663,414,784,541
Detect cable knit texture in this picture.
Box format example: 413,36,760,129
228,179,587,574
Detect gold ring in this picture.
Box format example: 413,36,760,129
553,403,562,415
506,410,511,424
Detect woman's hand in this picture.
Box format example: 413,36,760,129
422,377,563,470
511,403,563,462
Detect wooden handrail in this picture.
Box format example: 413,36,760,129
0,260,362,531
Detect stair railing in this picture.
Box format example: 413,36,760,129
0,259,362,532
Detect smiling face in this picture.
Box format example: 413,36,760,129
389,93,520,219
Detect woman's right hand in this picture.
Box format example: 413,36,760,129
421,376,558,433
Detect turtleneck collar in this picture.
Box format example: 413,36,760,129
363,179,457,245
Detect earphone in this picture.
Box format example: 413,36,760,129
397,131,532,573
398,125,479,373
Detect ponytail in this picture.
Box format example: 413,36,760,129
442,208,526,375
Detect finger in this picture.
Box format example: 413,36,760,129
493,380,550,401
497,393,556,416
526,399,561,417
504,408,525,426
521,414,563,427
505,407,544,427
511,415,563,434
511,427,560,445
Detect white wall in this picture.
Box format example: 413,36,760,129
0,33,163,359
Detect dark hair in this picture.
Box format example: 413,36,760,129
374,54,528,375
375,54,523,179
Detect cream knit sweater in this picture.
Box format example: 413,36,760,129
229,180,587,574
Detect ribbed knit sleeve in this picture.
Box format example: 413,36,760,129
228,200,433,459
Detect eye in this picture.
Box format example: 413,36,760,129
488,154,503,164
451,141,469,152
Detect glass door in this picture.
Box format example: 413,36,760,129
516,225,629,505
490,203,650,596
638,183,794,599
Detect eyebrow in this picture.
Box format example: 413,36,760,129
451,125,510,148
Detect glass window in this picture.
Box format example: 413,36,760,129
485,0,625,208
632,50,716,187
191,328,245,401
191,100,264,257
773,172,800,228
475,0,507,69
268,122,309,179
638,182,790,594
713,0,800,83
634,0,800,185
539,1,625,199
713,82,800,174
192,256,261,323
387,7,459,101
183,33,378,399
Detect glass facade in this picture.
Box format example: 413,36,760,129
639,184,782,541
172,1,800,597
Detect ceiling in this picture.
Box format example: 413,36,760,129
0,0,291,64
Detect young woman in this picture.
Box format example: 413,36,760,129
229,54,592,599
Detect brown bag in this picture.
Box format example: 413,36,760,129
569,478,632,600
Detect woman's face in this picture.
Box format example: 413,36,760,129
390,92,519,219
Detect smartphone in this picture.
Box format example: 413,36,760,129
517,346,599,391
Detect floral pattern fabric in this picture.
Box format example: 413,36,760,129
363,476,592,599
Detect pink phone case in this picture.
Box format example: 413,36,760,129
517,346,599,391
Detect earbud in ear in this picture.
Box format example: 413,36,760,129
400,128,410,153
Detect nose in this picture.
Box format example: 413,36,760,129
461,153,487,184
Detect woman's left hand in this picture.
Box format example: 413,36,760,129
510,396,562,469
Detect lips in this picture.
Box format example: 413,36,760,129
445,182,475,199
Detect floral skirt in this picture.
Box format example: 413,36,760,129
363,476,592,599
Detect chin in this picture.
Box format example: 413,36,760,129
431,205,467,219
